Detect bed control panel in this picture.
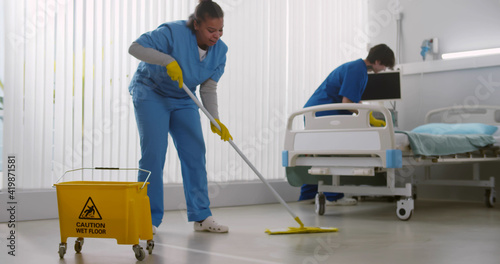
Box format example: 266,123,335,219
308,168,330,175
352,168,375,176
308,167,375,176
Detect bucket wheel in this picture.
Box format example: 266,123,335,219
74,237,84,253
133,244,146,261
315,192,326,215
58,243,67,258
146,240,155,255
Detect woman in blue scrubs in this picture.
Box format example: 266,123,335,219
301,44,395,205
128,0,230,233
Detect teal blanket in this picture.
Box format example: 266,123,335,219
396,131,496,156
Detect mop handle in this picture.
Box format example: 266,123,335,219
181,83,301,223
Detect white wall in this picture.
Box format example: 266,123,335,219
368,0,500,64
368,0,500,201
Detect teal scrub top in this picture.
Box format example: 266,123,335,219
129,20,227,99
304,59,368,116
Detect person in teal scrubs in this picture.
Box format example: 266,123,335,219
129,0,230,233
301,44,395,204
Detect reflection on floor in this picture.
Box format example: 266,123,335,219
1,199,499,264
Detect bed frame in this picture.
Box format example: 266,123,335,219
282,104,499,220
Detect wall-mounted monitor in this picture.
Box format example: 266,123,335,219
361,71,401,101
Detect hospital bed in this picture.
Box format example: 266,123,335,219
282,104,499,220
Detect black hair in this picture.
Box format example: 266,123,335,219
187,0,224,32
366,44,395,69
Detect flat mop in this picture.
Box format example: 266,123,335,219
181,82,338,235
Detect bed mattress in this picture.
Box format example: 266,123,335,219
394,126,500,151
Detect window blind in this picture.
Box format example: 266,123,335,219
2,0,367,189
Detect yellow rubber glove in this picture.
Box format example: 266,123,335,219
165,61,183,88
211,119,233,142
369,111,386,127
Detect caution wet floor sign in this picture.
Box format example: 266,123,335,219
79,197,102,220
54,181,153,245
75,197,106,235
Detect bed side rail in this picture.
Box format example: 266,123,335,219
425,105,500,125
286,103,393,131
283,103,400,168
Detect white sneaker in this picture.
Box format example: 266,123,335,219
152,225,157,235
193,216,229,233
326,197,358,206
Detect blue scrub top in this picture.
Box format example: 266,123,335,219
129,20,227,99
304,59,368,116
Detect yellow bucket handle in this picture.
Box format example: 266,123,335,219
54,167,152,189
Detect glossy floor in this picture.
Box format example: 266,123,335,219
1,199,499,264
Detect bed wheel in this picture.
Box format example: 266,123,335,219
396,198,414,221
315,192,326,215
485,189,496,208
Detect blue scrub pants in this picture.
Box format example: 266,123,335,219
133,88,212,227
299,184,344,202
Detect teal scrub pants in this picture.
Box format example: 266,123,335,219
133,87,212,227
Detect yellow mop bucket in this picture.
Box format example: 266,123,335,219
53,167,154,261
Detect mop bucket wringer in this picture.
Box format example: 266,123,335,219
53,167,154,261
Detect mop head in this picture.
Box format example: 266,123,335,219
265,226,338,235
265,217,338,235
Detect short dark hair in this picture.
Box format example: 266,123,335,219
187,0,224,32
366,44,395,69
